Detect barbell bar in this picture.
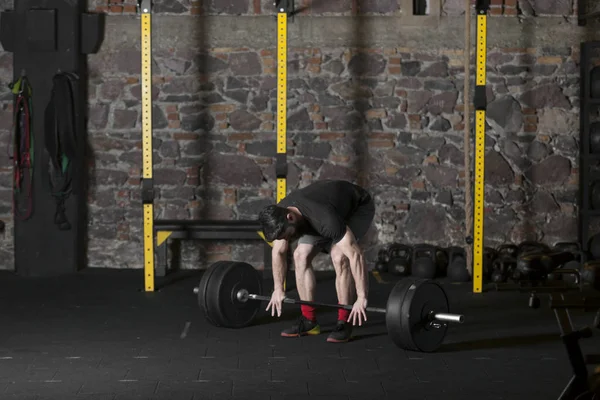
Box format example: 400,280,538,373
236,289,465,324
194,260,466,352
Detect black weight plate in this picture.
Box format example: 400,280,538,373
205,261,263,329
386,278,449,352
197,261,232,326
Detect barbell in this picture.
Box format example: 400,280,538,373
193,260,465,352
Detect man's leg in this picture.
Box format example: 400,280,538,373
281,240,323,337
326,246,355,343
331,247,354,317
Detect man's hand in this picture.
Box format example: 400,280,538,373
348,296,368,326
266,289,286,317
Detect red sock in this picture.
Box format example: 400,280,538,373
338,304,351,322
301,305,317,322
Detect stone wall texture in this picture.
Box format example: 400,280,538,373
0,0,595,270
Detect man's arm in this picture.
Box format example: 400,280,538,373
272,239,289,292
334,226,368,299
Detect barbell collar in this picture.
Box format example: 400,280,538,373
433,312,464,324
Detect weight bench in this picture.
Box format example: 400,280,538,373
153,219,272,276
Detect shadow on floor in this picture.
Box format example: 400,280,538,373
439,332,560,352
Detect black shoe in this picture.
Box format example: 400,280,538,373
281,316,321,337
327,320,353,343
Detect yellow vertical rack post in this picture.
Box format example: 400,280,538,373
275,0,291,290
140,0,155,292
472,0,489,293
276,4,288,204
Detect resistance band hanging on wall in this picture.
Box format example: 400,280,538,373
472,0,489,293
9,74,34,221
140,0,155,292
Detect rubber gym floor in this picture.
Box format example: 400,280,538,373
0,268,598,400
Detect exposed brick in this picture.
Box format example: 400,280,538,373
537,56,562,64
412,180,425,190
173,132,199,140
263,58,276,67
394,203,410,211
504,7,517,15
388,66,402,75
538,134,551,143
210,104,237,112
168,121,181,129
366,109,387,119
261,122,274,130
385,166,399,175
389,57,402,65
332,155,351,163
490,6,502,15
524,124,537,132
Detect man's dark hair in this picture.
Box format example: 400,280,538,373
258,204,289,242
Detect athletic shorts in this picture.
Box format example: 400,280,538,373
297,195,375,253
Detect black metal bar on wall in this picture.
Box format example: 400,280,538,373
0,0,104,276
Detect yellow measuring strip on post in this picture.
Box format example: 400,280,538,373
276,12,287,204
140,1,154,292
473,4,488,293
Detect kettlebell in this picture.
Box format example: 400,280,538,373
447,246,469,282
591,66,600,98
435,247,449,277
590,122,600,154
412,244,438,279
386,244,412,276
491,243,518,283
483,247,497,281
374,246,391,273
582,261,600,291
552,242,584,285
517,240,550,256
590,234,600,260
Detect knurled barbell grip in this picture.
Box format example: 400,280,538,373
246,292,464,323
247,293,387,313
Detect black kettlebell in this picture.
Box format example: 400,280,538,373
491,244,518,283
590,122,600,154
483,247,497,281
374,246,391,273
552,242,584,284
386,244,412,276
590,234,600,260
412,244,438,279
435,247,449,277
582,261,600,291
447,246,469,282
591,66,600,98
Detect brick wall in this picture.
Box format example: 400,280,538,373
0,0,587,271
